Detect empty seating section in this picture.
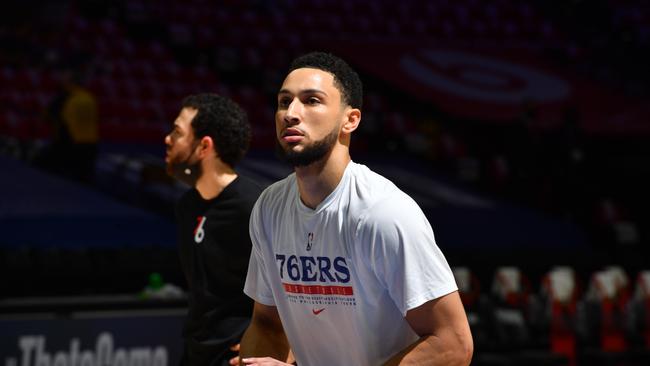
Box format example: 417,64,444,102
0,0,570,147
453,265,650,365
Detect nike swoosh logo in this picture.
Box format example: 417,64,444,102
312,308,325,315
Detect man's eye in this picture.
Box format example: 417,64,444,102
278,98,291,108
307,97,320,105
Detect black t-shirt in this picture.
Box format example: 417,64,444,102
175,175,263,342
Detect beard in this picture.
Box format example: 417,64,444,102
167,159,202,186
277,128,338,167
166,146,202,186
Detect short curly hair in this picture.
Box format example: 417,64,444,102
288,52,363,109
182,93,251,168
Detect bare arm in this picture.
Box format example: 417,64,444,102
237,302,293,366
383,291,473,366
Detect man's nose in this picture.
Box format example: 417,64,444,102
284,99,301,125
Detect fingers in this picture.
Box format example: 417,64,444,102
241,357,291,365
229,343,241,365
229,355,240,366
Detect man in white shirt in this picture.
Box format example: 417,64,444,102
237,52,473,366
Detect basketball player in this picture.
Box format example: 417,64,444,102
236,53,473,365
165,93,263,366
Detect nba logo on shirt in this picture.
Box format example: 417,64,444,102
306,232,314,251
194,216,206,243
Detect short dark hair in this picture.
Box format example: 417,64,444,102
182,93,251,167
288,52,363,109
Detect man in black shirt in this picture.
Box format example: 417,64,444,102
165,93,263,366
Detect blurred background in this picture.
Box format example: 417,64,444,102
1,0,648,365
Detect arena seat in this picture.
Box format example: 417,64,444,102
540,266,581,365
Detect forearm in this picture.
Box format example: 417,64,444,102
239,320,291,365
383,334,473,366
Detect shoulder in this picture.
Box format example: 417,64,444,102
231,175,265,201
249,174,295,239
255,173,295,209
348,164,427,232
348,163,397,201
362,193,425,233
347,163,417,219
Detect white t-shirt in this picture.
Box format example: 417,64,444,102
244,162,457,366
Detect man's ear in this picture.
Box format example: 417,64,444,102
197,136,215,158
342,108,361,134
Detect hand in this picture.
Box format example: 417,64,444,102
228,344,241,366
241,357,293,365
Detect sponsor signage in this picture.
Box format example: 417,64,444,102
0,313,184,366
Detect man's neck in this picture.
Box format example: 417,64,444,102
295,150,351,209
195,166,238,200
